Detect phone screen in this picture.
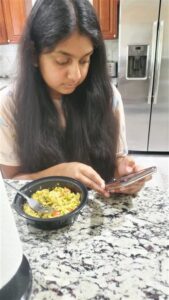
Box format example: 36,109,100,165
105,166,157,191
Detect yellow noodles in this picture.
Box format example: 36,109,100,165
23,186,81,219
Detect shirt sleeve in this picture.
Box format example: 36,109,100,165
0,86,21,166
112,84,128,157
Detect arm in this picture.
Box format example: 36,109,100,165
112,85,151,194
112,84,128,157
0,162,110,197
0,165,21,179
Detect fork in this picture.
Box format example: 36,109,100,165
5,181,53,214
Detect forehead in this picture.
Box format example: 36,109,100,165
52,31,94,57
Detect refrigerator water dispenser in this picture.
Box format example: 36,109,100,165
127,45,148,79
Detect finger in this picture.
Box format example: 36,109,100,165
81,165,105,189
127,157,136,166
74,164,110,197
79,173,109,196
122,182,144,194
144,175,152,182
117,156,136,176
110,179,145,194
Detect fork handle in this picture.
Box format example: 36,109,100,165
5,181,30,202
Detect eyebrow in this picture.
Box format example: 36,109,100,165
54,50,94,58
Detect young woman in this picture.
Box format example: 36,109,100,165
0,0,149,196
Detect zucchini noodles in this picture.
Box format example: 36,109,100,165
23,186,81,219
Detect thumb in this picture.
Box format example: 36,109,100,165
121,157,136,175
126,165,134,173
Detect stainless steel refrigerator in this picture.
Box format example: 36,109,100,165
118,0,169,152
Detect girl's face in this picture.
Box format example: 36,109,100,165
38,31,94,99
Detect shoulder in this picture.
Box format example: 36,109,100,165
111,84,123,110
0,84,16,125
0,85,20,166
0,84,15,113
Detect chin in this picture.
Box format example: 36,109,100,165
62,88,76,94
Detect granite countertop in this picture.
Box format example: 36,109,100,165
6,180,169,300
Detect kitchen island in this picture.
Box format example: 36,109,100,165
6,180,169,300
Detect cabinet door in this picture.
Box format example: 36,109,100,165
0,0,8,44
2,0,26,43
93,0,118,39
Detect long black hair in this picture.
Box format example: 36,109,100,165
15,0,119,181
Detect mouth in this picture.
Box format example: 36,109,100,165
63,84,77,89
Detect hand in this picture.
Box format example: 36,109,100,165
51,162,109,197
109,156,152,195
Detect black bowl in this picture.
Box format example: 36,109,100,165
13,176,88,230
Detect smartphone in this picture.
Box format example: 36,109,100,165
105,166,157,191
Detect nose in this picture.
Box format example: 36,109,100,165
67,62,82,83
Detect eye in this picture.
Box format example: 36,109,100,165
80,60,90,65
55,60,69,65
80,57,91,65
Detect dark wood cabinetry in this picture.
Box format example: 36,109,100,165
0,0,31,44
93,0,118,39
0,0,8,44
0,0,118,43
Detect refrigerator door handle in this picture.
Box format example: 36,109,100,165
153,21,164,104
148,21,158,104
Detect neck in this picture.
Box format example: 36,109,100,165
49,87,61,100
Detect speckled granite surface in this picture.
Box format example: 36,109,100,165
6,180,169,300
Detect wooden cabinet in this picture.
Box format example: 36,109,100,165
93,0,118,39
0,0,8,44
0,0,31,44
0,0,118,43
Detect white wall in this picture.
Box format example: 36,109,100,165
105,40,118,61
